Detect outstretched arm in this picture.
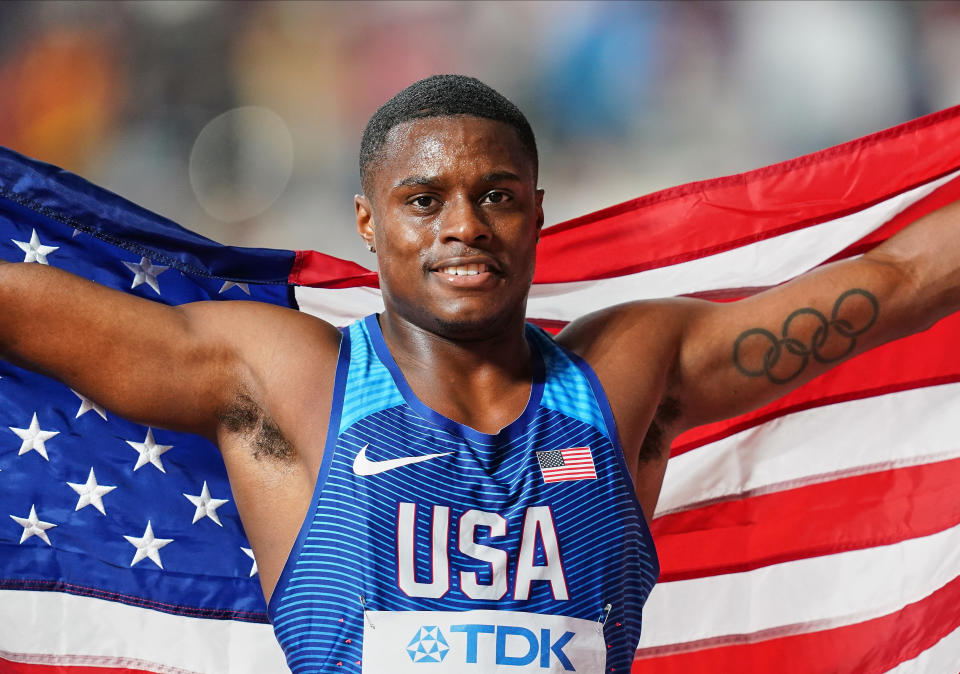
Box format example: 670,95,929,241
565,198,960,447
0,261,340,442
668,198,960,431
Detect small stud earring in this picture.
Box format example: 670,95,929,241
366,242,375,253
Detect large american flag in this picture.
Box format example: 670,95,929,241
1,104,959,673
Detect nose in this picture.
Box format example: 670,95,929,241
438,197,491,245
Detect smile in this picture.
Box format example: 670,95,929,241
437,264,489,276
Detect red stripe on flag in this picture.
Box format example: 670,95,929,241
526,318,568,335
632,573,960,673
535,105,960,284
680,174,960,302
0,659,165,674
652,457,960,583
289,249,379,288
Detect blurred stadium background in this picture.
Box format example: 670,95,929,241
1,0,957,265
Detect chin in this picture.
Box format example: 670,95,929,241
433,315,500,340
428,302,525,341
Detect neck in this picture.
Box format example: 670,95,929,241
379,308,531,371
376,309,534,434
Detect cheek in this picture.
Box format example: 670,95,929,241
376,233,432,287
376,213,435,250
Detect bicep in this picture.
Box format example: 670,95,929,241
673,255,916,430
68,297,338,440
2,264,264,438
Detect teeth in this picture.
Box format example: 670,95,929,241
440,264,488,276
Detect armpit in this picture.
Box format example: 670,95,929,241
219,391,294,461
638,396,681,464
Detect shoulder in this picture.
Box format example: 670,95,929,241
180,299,342,344
179,299,343,378
554,300,692,427
555,297,702,369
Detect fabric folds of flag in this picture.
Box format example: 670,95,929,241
1,103,959,674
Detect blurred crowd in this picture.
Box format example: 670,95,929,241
1,1,958,264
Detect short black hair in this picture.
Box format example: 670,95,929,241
359,74,538,192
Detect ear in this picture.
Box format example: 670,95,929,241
535,188,545,240
355,194,376,252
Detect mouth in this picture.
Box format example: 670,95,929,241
430,257,502,288
435,263,490,276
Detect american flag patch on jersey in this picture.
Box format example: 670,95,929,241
536,447,597,483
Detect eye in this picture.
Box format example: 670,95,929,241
482,190,510,205
410,195,436,209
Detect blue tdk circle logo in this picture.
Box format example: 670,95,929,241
407,626,451,663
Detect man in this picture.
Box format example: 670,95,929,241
0,75,958,672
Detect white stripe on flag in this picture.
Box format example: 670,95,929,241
656,382,960,516
0,590,289,674
296,284,384,327
637,521,960,649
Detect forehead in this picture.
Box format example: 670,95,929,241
371,115,533,190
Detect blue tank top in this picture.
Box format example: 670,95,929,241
268,315,658,673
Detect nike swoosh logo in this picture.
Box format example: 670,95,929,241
352,444,452,476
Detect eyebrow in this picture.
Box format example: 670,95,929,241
394,175,439,189
481,171,522,183
393,171,523,189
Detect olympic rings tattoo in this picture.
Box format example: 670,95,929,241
732,288,879,384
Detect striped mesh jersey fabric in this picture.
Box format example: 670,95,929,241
267,315,658,672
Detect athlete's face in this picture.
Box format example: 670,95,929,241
356,116,544,339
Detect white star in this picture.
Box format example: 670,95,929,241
9,412,59,460
72,389,108,421
123,521,173,568
242,547,258,577
218,281,250,295
126,428,173,473
10,505,57,545
122,257,169,295
12,229,59,264
183,481,230,526
67,468,117,515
